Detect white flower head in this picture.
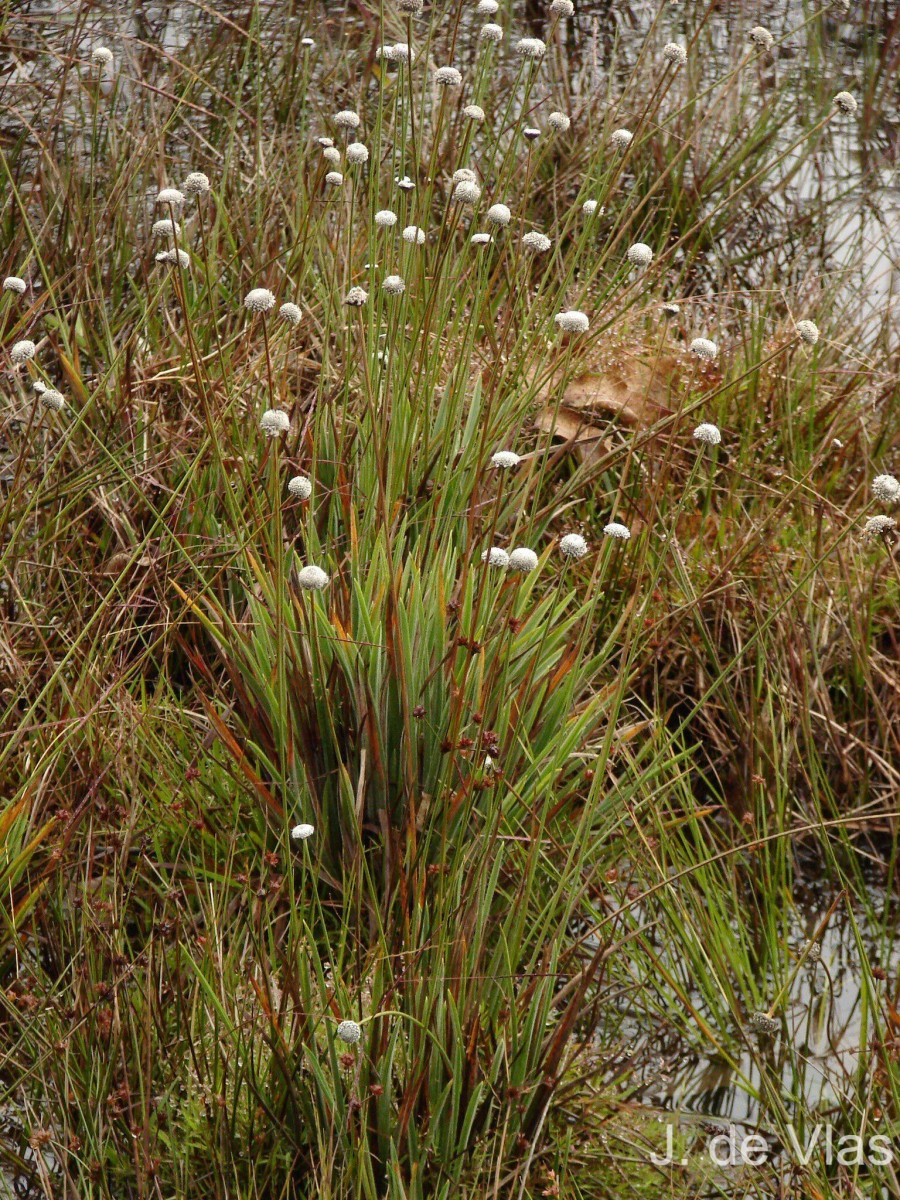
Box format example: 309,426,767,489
748,1011,779,1035
2,276,26,294
156,187,184,207
610,128,633,149
523,126,541,141
453,180,481,204
582,200,601,216
522,231,551,252
396,175,416,192
549,111,571,132
796,319,819,345
152,218,180,238
317,137,334,148
872,474,900,505
555,310,589,333
463,104,485,122
334,110,361,129
690,337,718,361
515,37,547,59
321,146,340,165
260,409,290,437
297,565,330,590
434,66,462,86
155,248,190,268
833,91,857,114
749,26,774,50
376,43,396,61
398,0,423,11
375,210,398,227
288,475,313,500
325,171,344,186
480,23,504,42
491,450,521,469
663,42,688,65
183,171,211,196
549,0,575,14
291,822,315,840
245,288,276,313
344,286,369,306
91,45,113,67
470,233,494,245
40,388,66,412
10,339,36,364
279,302,302,326
603,522,631,540
301,37,315,49
626,242,653,267
402,225,426,244
346,142,369,164
661,301,680,316
508,547,539,572
336,1019,362,1043
693,422,721,446
452,168,477,185
482,546,510,568
391,43,414,63
476,0,499,12
559,533,588,559
863,515,896,540
383,274,406,294
486,203,511,226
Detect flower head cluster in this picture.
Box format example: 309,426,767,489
549,111,571,132
453,180,481,204
693,423,721,446
515,37,547,59
11,339,36,364
344,286,368,306
280,302,302,325
297,565,330,590
582,200,600,216
626,242,653,267
40,388,66,412
463,104,485,122
346,142,369,164
375,210,398,228
796,319,819,345
833,91,857,114
549,0,574,13
487,203,511,226
872,474,900,504
334,110,360,129
476,0,498,11
480,23,504,42
471,233,494,245
291,823,315,840
522,231,551,252
749,26,774,51
434,66,462,86
748,1011,779,1035
336,1019,362,1043
559,533,588,559
325,171,344,186
690,337,718,361
383,275,406,294
2,276,26,294
610,128,633,149
245,288,276,313
555,310,589,333
183,171,210,196
155,248,190,268
260,409,290,436
491,450,521,469
603,522,631,540
288,475,312,500
91,45,113,67
863,515,896,540
402,225,426,244
482,547,510,568
663,42,687,65
156,187,184,207
508,547,539,572
152,218,180,238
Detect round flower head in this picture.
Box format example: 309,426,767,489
796,319,819,345
376,44,396,61
298,565,330,591
260,409,290,437
476,0,499,12
872,474,900,505
10,339,36,364
604,522,631,540
245,288,276,313
864,514,897,539
833,91,858,115
391,43,414,64
663,42,688,65
434,66,462,86
383,274,406,294
152,218,180,238
555,310,589,333
550,0,575,14
398,0,423,11
156,187,184,207
301,37,315,49
559,533,588,559
480,23,504,42
183,171,210,196
344,286,369,307
291,822,315,840
453,180,481,204
321,146,341,165
523,127,541,141
336,1019,362,1044
626,242,653,267
522,231,551,252
693,422,721,446
278,302,302,326
375,210,398,227
515,37,547,59
288,475,313,500
334,110,361,129
396,175,416,192
610,128,633,149
549,111,571,132
155,248,190,268
749,26,774,50
662,301,680,316
325,171,344,186
464,104,485,122
401,226,426,245
2,276,26,294
317,137,334,148
40,389,66,412
346,142,369,164
91,45,113,67
486,203,511,227
690,337,718,361
482,547,510,568
748,1012,779,1035
509,547,539,572
32,380,46,394
452,168,477,185
491,450,521,469
582,200,600,216
471,233,494,245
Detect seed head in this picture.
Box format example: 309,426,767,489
748,1011,779,1035
872,474,900,504
40,389,66,412
91,45,113,67
480,23,504,42
690,337,718,361
476,0,499,12
402,225,426,244
582,200,601,216
796,319,819,345
375,210,398,227
322,149,339,165
398,0,423,12
297,565,330,590
626,242,653,267
152,218,180,238
155,248,190,268
260,409,290,437
487,203,511,226
662,301,680,316
693,422,721,446
396,175,416,191
491,450,521,469
346,142,369,164
336,1019,362,1043
555,310,589,333
453,180,481,204
318,137,334,147
549,0,575,14
610,128,633,149
549,111,571,132
245,288,276,313
515,38,547,59
482,547,510,568
291,823,315,840
833,91,857,114
183,171,211,196
279,302,302,325
523,127,541,141
334,110,361,129
863,515,896,540
603,522,631,540
156,187,184,207
806,940,822,962
325,171,344,186
344,286,369,306
10,340,36,364
391,43,414,63
522,231,551,252
383,275,406,294
508,547,539,572
434,66,463,86
453,168,477,185
288,475,313,500
301,37,315,49
463,104,485,122
749,26,774,51
2,276,26,294
559,533,588,559
663,42,687,65
470,233,494,245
